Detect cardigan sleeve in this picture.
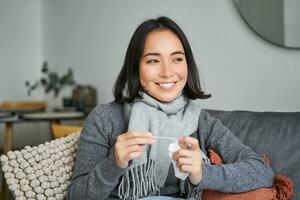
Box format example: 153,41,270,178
191,110,274,196
66,105,126,200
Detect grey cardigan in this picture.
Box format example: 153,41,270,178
67,102,274,200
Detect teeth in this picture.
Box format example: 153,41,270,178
159,82,175,88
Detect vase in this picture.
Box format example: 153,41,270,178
45,92,63,111
46,87,73,111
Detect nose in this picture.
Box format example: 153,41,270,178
159,61,172,78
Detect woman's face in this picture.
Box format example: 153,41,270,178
139,29,188,102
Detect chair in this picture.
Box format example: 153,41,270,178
51,124,82,139
0,100,47,153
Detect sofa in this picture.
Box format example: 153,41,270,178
207,109,300,199
1,109,299,199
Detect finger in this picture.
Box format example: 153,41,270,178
122,131,153,140
114,144,145,167
115,142,144,154
178,136,189,149
126,137,155,146
179,164,194,173
177,157,193,167
126,144,145,153
183,136,199,151
114,145,141,160
173,149,191,161
128,151,143,160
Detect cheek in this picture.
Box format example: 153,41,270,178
139,65,157,84
177,65,188,81
139,67,147,85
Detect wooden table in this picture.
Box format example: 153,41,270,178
0,113,11,119
0,111,85,153
22,111,85,139
0,107,44,114
0,107,44,154
0,116,18,154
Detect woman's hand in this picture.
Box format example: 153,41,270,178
114,131,155,168
172,136,203,185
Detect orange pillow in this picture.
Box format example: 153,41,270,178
203,188,276,200
202,150,294,200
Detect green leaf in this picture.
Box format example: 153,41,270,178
40,78,48,86
42,61,48,74
48,72,59,84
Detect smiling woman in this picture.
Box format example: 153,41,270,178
67,16,274,200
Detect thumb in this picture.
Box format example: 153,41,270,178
178,136,189,149
183,136,200,151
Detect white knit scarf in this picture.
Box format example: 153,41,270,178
119,92,202,200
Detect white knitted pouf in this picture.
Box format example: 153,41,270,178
0,132,80,200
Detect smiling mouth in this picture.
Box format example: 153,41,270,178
156,82,177,89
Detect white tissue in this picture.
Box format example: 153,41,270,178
168,142,189,181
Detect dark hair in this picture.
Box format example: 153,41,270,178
113,16,211,103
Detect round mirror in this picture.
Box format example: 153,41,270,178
234,0,300,49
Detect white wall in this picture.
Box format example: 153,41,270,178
0,0,44,101
0,0,51,149
284,0,300,47
42,0,300,112
1,0,300,149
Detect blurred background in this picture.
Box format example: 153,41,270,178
1,0,300,199
0,0,299,165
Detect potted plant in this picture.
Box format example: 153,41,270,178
25,61,76,108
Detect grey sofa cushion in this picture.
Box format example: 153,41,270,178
206,109,300,199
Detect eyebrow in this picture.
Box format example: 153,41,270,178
143,51,185,58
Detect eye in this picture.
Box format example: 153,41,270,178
146,59,159,64
173,57,184,63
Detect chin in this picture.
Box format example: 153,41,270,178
155,94,180,103
145,86,183,103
